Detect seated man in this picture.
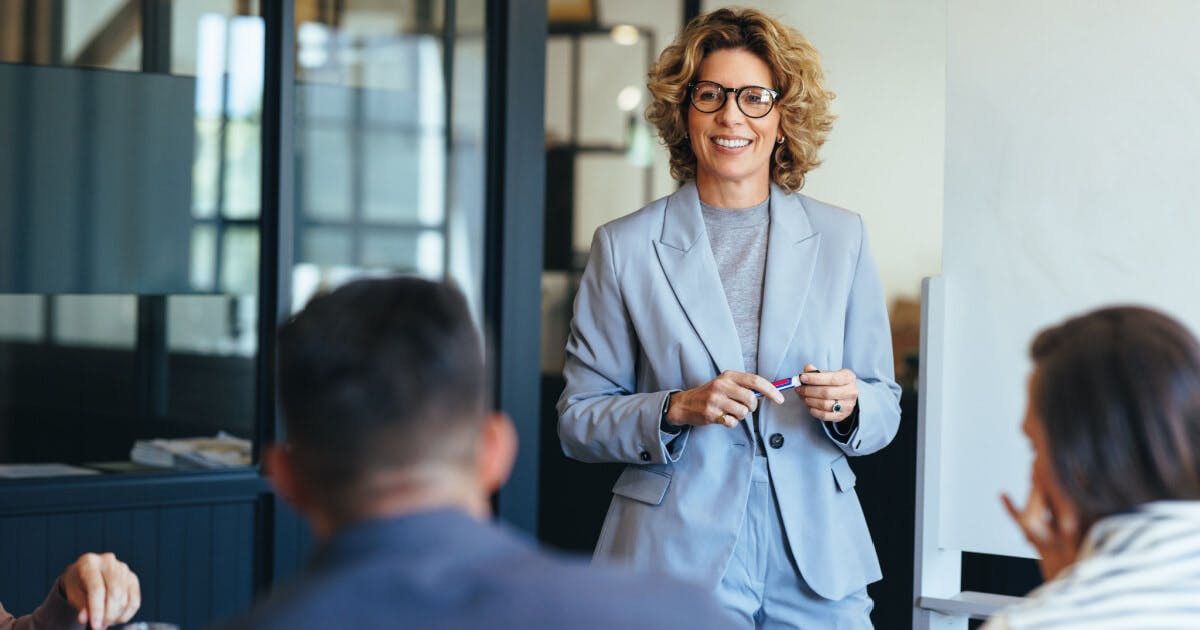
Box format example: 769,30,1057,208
1,552,140,630
224,277,736,630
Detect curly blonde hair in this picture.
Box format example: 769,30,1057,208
646,7,835,192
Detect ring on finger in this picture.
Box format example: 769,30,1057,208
716,413,729,425
832,400,842,413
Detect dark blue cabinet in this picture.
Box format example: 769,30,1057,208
0,472,310,630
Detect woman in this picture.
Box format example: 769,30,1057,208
988,307,1200,629
557,7,900,627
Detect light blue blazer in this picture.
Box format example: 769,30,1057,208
557,181,901,601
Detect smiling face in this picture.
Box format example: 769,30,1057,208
687,47,782,207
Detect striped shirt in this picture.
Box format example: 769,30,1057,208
983,501,1200,629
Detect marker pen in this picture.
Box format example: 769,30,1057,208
755,374,802,398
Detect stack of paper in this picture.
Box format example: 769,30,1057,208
130,432,251,469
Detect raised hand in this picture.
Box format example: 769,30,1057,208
1001,453,1081,580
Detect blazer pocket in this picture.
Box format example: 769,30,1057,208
612,466,672,505
831,455,857,493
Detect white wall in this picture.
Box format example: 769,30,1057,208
703,0,946,305
939,0,1200,558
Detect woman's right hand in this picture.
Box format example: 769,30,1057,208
665,371,786,428
1000,453,1080,580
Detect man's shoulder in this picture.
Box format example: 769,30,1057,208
224,559,736,630
521,557,737,628
442,543,738,629
222,517,735,629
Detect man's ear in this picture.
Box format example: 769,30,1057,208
477,412,517,495
264,443,303,508
264,443,338,541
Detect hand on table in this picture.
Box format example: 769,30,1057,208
797,364,858,422
666,370,785,428
60,552,141,629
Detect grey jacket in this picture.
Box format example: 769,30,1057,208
558,181,901,600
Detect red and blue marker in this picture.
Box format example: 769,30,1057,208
754,374,802,398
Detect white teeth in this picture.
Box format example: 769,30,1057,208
713,137,750,148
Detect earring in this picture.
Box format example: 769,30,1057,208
777,137,784,144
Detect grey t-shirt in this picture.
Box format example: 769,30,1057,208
701,198,770,375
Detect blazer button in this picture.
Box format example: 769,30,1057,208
639,451,651,462
769,433,784,449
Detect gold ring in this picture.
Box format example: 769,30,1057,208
716,414,730,425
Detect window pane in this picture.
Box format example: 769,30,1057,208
0,2,261,475
360,230,445,277
299,123,353,221
190,225,218,292
51,296,137,349
220,227,260,295
192,118,222,219
302,228,353,267
291,1,485,318
0,296,45,343
362,133,428,224
167,295,256,357
61,0,142,72
222,118,263,219
0,0,260,76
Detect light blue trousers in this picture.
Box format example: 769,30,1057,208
716,455,874,629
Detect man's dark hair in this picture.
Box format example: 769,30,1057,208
1031,306,1200,530
277,276,486,514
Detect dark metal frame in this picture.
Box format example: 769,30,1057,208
258,0,299,587
134,0,172,425
484,0,546,534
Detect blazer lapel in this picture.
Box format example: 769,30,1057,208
758,185,821,381
653,182,747,375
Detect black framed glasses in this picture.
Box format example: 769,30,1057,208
687,80,779,118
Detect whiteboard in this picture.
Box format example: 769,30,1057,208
938,0,1200,558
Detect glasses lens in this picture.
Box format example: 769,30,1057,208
738,87,775,118
691,82,725,112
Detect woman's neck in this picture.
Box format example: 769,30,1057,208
696,176,770,209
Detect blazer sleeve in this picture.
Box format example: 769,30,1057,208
557,225,690,465
821,215,902,455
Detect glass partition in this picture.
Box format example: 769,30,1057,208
0,1,262,476
290,0,486,318
0,0,487,478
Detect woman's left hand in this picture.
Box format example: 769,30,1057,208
797,363,858,422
